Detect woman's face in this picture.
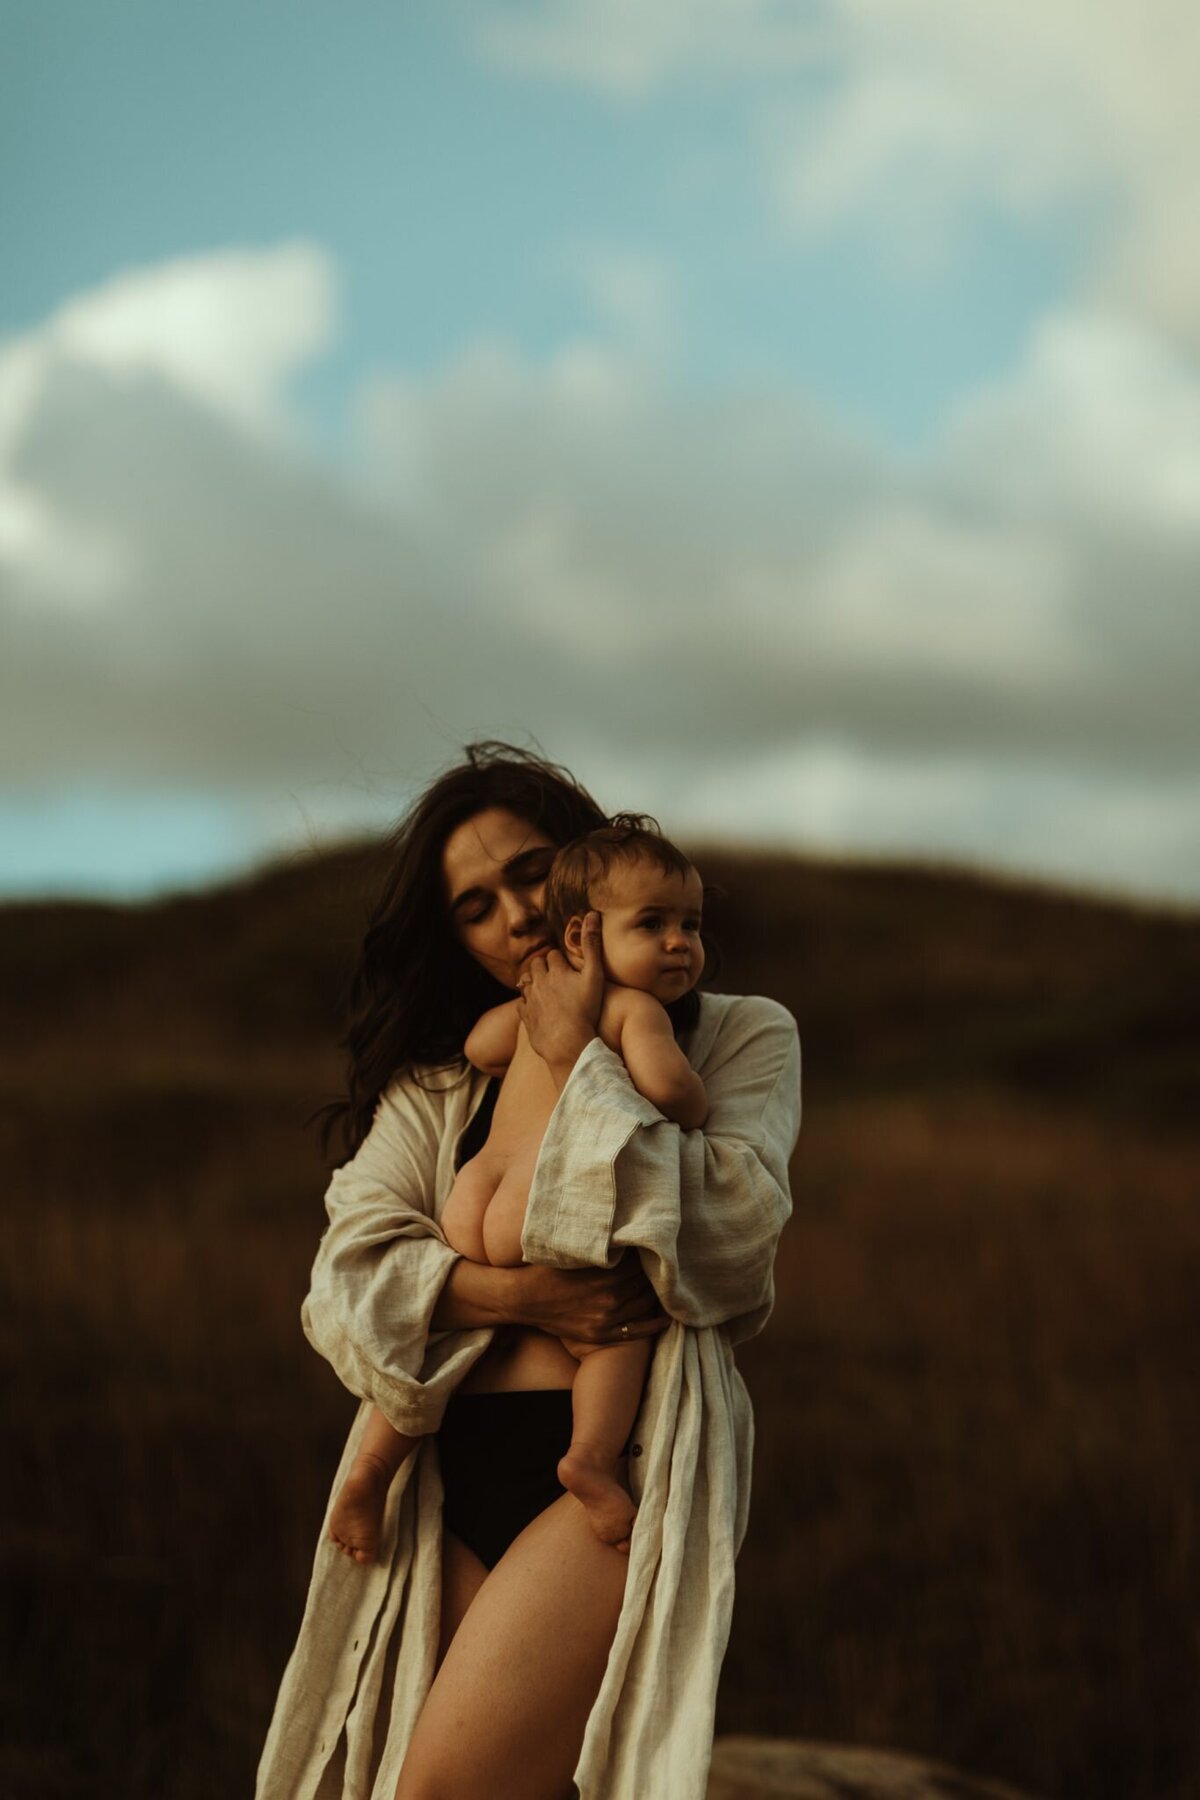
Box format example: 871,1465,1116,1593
441,806,558,991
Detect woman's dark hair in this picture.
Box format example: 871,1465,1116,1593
317,741,607,1160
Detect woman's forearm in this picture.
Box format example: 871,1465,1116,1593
432,1255,666,1342
431,1258,519,1330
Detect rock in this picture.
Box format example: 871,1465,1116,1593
706,1737,1045,1800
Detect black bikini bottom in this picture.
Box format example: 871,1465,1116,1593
437,1389,574,1572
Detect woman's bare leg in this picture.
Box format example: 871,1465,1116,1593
395,1493,627,1800
437,1528,488,1665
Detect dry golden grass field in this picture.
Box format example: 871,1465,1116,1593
3,844,1198,1798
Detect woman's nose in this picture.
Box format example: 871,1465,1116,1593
502,888,537,931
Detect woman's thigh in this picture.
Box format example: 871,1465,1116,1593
437,1528,488,1665
395,1496,627,1800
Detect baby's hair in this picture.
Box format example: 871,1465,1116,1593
544,814,697,947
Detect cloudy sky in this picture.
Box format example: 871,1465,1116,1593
2,0,1198,905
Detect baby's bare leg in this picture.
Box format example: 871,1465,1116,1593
557,1338,652,1554
330,1406,420,1566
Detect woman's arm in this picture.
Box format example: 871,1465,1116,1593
301,1075,487,1434
433,1253,668,1343
521,995,801,1345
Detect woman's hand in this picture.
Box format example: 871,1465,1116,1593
517,911,605,1090
507,1255,667,1345
431,1251,667,1342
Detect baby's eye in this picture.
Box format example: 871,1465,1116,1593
639,916,662,930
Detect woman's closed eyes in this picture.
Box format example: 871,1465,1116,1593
453,850,557,923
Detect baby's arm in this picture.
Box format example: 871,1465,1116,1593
614,991,709,1131
464,999,522,1078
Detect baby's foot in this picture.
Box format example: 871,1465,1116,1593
329,1453,393,1566
558,1444,637,1555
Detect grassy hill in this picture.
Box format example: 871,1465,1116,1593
3,843,1198,1799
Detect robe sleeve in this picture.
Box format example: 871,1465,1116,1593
521,995,801,1346
300,1072,492,1435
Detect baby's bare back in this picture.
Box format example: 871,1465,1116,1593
440,1029,561,1267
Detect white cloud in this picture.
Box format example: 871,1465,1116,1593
470,0,828,96
802,509,1074,689
944,310,1200,533
0,242,334,474
46,242,335,434
2,248,1198,903
0,242,337,611
470,0,1200,333
567,242,678,359
0,482,132,609
774,0,1200,325
667,740,1200,909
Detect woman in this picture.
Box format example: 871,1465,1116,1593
257,743,801,1800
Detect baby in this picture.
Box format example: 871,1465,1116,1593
329,820,708,1563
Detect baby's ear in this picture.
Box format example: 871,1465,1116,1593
562,914,586,966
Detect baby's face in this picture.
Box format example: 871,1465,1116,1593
592,858,705,1003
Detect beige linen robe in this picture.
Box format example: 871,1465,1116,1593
257,991,801,1800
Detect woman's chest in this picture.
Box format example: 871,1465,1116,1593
485,1038,558,1151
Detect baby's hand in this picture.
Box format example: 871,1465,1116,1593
518,912,604,1085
